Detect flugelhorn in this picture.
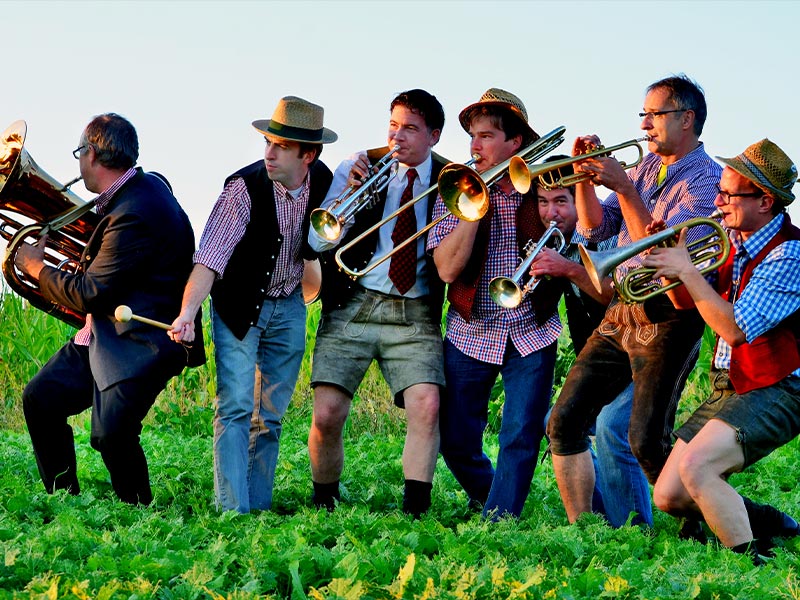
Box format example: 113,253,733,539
334,154,480,279
309,146,399,242
489,221,566,308
508,137,650,194
0,120,97,328
579,210,730,303
437,126,566,215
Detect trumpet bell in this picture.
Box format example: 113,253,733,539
488,276,523,309
309,208,342,242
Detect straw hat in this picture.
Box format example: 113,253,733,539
252,96,337,144
458,88,539,144
716,139,797,205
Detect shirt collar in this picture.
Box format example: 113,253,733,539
95,167,138,215
734,211,785,258
397,154,433,186
274,171,309,203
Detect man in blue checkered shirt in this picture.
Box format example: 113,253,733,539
646,138,800,564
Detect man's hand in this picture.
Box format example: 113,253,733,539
347,153,371,188
642,228,694,281
14,234,47,281
530,246,575,280
169,313,196,343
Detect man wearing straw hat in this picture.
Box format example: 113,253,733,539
428,88,561,520
307,89,446,518
645,139,800,563
170,96,336,513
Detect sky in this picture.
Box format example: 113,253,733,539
3,0,800,242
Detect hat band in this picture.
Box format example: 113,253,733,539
739,153,788,193
267,121,324,142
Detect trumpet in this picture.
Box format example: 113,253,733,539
334,154,480,279
489,221,566,308
579,210,730,303
508,136,650,194
437,126,566,215
310,145,399,242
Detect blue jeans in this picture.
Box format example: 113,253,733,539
594,384,653,527
211,288,306,513
440,338,556,519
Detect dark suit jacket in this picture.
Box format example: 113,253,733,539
38,169,204,390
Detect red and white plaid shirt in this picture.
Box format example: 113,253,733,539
194,172,310,298
74,167,138,346
427,185,561,365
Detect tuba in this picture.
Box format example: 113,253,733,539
0,120,97,327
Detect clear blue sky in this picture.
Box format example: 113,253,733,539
4,0,800,235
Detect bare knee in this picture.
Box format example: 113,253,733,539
311,387,350,439
405,386,439,433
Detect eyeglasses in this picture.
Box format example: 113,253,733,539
72,145,87,159
716,186,763,204
638,109,690,120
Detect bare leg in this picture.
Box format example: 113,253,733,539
308,384,351,484
401,383,440,482
552,450,595,523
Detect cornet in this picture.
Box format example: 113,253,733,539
309,146,399,242
489,221,566,308
334,154,480,279
579,210,730,303
508,137,650,194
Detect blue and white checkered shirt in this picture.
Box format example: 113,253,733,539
577,143,721,280
714,212,800,375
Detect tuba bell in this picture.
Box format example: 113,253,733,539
0,120,97,327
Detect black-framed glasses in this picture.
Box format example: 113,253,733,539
716,186,763,204
638,109,690,120
72,145,86,159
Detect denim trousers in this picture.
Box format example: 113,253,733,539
440,337,556,519
594,383,653,527
211,288,306,513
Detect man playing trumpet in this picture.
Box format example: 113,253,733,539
428,88,560,520
646,139,800,563
307,89,447,517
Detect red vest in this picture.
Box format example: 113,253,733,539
716,216,800,394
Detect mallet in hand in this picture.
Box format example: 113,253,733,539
114,305,173,331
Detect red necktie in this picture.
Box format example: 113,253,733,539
389,168,417,294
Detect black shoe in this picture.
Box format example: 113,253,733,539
678,517,708,544
776,513,800,538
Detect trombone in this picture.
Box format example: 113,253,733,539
489,221,566,308
333,154,481,279
508,136,650,194
579,210,730,303
309,145,399,242
438,126,566,215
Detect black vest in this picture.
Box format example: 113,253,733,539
319,149,448,319
211,159,332,340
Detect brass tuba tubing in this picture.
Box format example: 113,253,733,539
334,155,481,280
508,136,650,194
578,210,730,303
309,145,400,242
489,221,566,308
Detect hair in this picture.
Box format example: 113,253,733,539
83,113,139,170
463,105,536,147
647,74,707,136
536,154,576,198
390,89,445,133
298,142,322,164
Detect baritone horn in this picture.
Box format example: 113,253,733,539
334,154,481,279
489,221,566,308
0,120,97,327
508,136,650,194
437,126,566,216
309,145,399,242
579,210,730,303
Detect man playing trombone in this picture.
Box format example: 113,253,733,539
307,89,447,517
428,88,560,520
645,139,800,563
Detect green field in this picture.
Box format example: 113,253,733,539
1,292,799,599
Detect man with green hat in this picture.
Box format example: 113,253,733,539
644,138,800,563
